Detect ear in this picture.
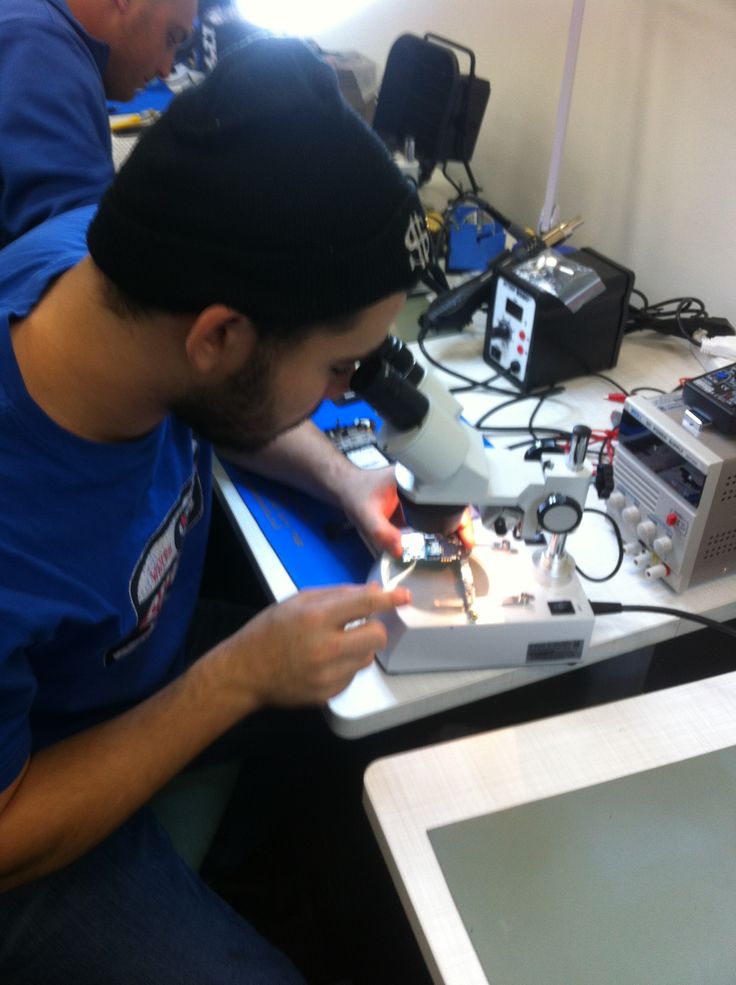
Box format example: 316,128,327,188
184,305,258,379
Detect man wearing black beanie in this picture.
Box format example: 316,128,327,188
0,36,429,984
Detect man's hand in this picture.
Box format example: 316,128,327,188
222,583,411,706
337,464,403,558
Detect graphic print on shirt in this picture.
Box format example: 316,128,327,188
105,441,204,665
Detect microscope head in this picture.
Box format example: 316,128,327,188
350,336,485,533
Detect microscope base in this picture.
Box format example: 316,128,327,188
370,542,594,673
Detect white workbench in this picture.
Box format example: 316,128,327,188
215,327,736,737
363,671,736,985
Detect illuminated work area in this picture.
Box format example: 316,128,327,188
1,1,735,983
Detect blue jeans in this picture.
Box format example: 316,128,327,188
0,804,306,984
0,600,306,984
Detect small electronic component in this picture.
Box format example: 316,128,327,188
458,556,478,621
400,531,469,565
502,592,535,607
401,531,477,623
324,419,390,470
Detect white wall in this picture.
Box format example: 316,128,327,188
313,0,736,321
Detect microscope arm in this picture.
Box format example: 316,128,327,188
350,335,592,540
373,365,591,539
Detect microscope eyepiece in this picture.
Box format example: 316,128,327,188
374,335,424,384
350,335,428,431
351,359,429,431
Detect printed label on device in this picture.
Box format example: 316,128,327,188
526,639,584,663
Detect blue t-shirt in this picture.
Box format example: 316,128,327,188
0,0,114,247
0,208,213,792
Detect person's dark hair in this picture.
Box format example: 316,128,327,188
99,272,163,322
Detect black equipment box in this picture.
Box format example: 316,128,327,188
373,33,490,183
483,247,634,391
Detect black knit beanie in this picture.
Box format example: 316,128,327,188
88,36,428,325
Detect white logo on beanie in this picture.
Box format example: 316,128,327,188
404,211,430,271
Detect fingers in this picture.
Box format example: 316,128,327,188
302,584,409,695
339,618,389,661
320,582,411,628
296,582,410,618
328,585,408,685
315,617,391,699
236,584,412,707
369,517,404,558
457,507,476,551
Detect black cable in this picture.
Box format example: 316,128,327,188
415,323,574,444
474,394,529,428
416,324,517,395
630,286,649,308
474,384,565,430
506,434,569,450
590,602,736,640
589,372,629,396
625,293,710,343
414,325,568,445
450,374,501,395
574,508,624,583
528,386,565,440
440,165,465,197
674,297,707,343
478,425,568,434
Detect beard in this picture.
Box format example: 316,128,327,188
171,338,310,453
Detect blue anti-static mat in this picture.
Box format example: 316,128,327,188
107,78,175,116
220,400,380,590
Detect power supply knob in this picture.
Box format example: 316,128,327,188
632,550,652,568
653,536,673,556
621,505,641,525
623,541,642,555
636,520,657,543
492,319,512,341
608,491,625,510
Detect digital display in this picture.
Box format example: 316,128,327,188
618,409,705,507
505,297,524,321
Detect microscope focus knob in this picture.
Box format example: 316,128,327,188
534,494,583,583
537,494,583,534
566,425,592,471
